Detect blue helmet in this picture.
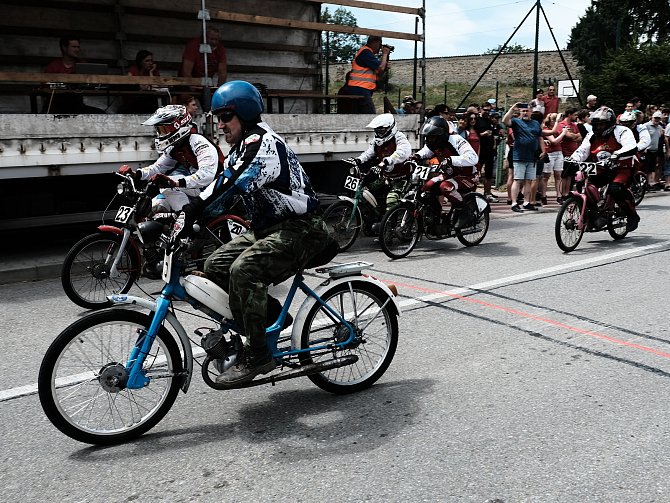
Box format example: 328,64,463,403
211,80,264,122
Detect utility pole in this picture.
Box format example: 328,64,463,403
532,0,540,96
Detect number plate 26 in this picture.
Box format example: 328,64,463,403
343,175,360,192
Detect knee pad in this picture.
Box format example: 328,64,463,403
439,180,455,197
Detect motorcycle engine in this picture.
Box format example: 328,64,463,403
200,328,237,373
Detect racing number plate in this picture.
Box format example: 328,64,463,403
344,175,360,192
114,206,134,223
414,165,431,180
228,219,248,236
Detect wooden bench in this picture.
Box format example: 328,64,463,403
265,92,364,114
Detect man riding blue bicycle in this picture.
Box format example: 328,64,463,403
179,80,329,386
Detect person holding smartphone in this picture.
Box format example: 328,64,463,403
503,102,546,212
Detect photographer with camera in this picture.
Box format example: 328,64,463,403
342,35,391,114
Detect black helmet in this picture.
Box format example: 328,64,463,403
421,116,452,151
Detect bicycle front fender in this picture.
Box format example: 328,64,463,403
290,275,401,350
107,294,194,393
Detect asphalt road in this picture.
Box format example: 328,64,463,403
2,194,670,503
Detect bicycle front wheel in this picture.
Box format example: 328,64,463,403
322,200,361,252
61,233,140,310
379,203,422,259
38,309,183,445
298,280,399,394
555,196,584,253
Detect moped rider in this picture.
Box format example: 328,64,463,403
410,116,479,228
618,110,651,164
567,106,640,232
179,80,329,386
348,113,412,216
118,104,224,213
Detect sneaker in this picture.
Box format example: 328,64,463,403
522,203,538,211
534,202,543,207
485,193,499,203
506,199,513,205
516,194,525,205
664,186,670,192
215,349,276,386
511,204,524,213
371,222,381,235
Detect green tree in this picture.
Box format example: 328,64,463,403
484,43,532,54
321,7,364,63
586,43,670,111
568,0,670,72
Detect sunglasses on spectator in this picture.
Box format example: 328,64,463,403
218,110,236,123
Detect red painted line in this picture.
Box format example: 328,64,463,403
383,279,670,360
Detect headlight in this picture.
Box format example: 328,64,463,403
349,166,359,176
117,183,125,195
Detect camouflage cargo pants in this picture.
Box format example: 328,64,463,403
203,214,328,350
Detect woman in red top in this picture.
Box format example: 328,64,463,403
120,50,161,113
127,50,160,81
540,113,568,204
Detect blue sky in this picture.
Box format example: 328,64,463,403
324,0,593,59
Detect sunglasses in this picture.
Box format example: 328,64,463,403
218,110,236,123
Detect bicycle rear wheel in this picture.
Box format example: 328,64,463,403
607,203,629,240
632,172,647,206
298,280,398,394
456,196,490,247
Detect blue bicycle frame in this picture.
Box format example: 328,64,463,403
123,257,358,390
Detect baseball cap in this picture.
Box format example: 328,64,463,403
587,94,597,101
487,98,496,105
652,110,663,118
402,95,416,104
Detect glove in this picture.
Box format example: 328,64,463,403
344,157,362,166
609,153,619,163
151,173,176,188
118,164,133,176
379,159,393,173
410,153,422,162
439,158,453,177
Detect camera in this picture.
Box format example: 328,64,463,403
382,44,395,53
